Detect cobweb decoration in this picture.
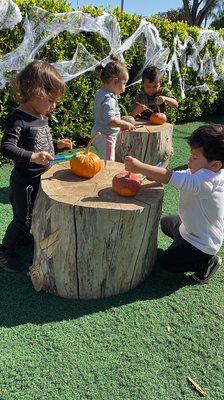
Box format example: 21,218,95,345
0,4,121,88
124,20,170,87
166,35,188,99
0,0,224,98
216,47,224,80
187,29,224,80
53,43,99,81
0,0,21,31
198,49,218,80
185,83,213,93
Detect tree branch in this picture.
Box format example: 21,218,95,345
183,0,218,26
191,0,200,24
195,0,217,26
183,0,192,24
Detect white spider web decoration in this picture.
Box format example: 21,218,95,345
0,0,224,98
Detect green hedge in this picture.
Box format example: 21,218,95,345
0,0,224,152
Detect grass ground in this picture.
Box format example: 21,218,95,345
0,118,224,400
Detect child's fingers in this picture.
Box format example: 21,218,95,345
135,101,148,110
124,155,133,163
65,140,73,149
33,151,53,165
62,138,72,145
127,124,135,131
46,152,54,160
155,96,164,105
58,139,73,149
44,152,54,163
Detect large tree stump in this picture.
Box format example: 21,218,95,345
29,161,163,299
116,122,173,166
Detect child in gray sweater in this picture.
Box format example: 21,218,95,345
92,55,135,161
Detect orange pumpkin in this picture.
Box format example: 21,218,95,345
70,132,102,178
150,112,167,125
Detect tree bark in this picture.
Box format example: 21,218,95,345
182,0,218,26
29,161,164,299
195,0,217,26
183,0,193,24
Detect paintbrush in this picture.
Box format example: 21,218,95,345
135,101,155,113
52,150,80,162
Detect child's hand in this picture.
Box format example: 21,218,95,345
155,96,165,106
57,138,73,150
134,101,148,113
30,151,53,165
124,156,144,174
121,122,135,131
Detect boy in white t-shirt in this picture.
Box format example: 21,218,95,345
124,125,224,283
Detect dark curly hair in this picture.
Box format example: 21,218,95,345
188,125,224,167
142,65,162,83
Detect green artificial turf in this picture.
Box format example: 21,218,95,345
0,118,224,400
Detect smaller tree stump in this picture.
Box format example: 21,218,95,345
29,161,163,299
116,122,173,166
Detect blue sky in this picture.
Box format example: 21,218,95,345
69,0,183,16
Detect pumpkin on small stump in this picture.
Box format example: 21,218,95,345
70,132,102,178
150,112,167,125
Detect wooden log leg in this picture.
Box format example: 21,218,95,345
30,189,163,299
74,199,162,298
115,124,173,166
29,161,164,299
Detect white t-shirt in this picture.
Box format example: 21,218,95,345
169,168,224,255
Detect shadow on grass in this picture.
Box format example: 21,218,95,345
0,186,10,204
0,248,196,328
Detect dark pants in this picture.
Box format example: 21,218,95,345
159,214,213,273
2,169,40,253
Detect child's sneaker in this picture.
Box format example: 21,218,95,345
0,244,26,273
192,256,222,284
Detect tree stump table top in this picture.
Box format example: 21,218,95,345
134,120,173,133
41,160,163,210
116,120,173,166
30,161,164,299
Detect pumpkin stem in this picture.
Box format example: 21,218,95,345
85,132,101,154
119,103,128,116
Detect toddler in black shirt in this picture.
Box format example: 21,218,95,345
0,60,72,272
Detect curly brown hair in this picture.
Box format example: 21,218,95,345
13,60,65,103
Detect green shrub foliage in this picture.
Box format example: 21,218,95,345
0,0,224,150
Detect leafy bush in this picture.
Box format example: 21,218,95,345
0,0,223,151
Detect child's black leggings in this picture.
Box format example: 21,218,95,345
159,214,214,273
2,169,40,253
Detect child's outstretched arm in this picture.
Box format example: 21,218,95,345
109,119,135,131
156,96,178,109
124,156,172,184
131,102,148,118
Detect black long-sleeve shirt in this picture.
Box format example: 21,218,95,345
1,109,57,179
